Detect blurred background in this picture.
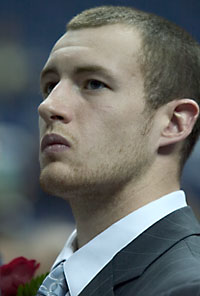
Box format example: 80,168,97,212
1,0,200,274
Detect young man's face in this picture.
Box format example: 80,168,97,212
38,24,155,199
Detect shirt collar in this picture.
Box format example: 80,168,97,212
52,190,187,296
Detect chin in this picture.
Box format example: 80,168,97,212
39,161,91,199
39,162,70,198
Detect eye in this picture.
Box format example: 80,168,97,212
84,79,108,90
43,82,57,97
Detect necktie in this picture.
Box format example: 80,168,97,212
37,262,69,296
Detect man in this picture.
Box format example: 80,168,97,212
37,5,200,296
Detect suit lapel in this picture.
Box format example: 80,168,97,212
79,262,115,296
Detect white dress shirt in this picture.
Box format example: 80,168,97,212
51,190,187,296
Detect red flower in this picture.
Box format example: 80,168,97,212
0,256,40,296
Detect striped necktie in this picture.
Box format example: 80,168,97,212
37,262,69,296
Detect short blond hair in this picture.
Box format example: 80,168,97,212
67,6,200,175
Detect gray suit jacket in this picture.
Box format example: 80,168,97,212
79,206,200,295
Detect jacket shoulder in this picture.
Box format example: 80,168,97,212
115,234,200,296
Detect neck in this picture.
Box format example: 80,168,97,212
69,170,180,248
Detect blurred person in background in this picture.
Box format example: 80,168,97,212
0,18,74,274
37,5,200,295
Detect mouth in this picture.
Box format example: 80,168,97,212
41,133,71,153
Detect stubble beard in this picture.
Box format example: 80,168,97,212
39,127,153,203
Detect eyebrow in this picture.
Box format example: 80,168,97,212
40,64,116,84
74,65,113,77
40,65,58,82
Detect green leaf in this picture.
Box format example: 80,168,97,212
17,273,49,296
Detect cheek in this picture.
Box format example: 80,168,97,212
78,113,112,157
39,117,46,135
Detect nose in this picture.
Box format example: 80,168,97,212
38,97,71,125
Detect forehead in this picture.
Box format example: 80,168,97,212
44,24,142,75
53,24,141,51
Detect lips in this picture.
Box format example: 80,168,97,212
41,133,71,152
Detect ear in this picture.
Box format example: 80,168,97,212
159,98,199,148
